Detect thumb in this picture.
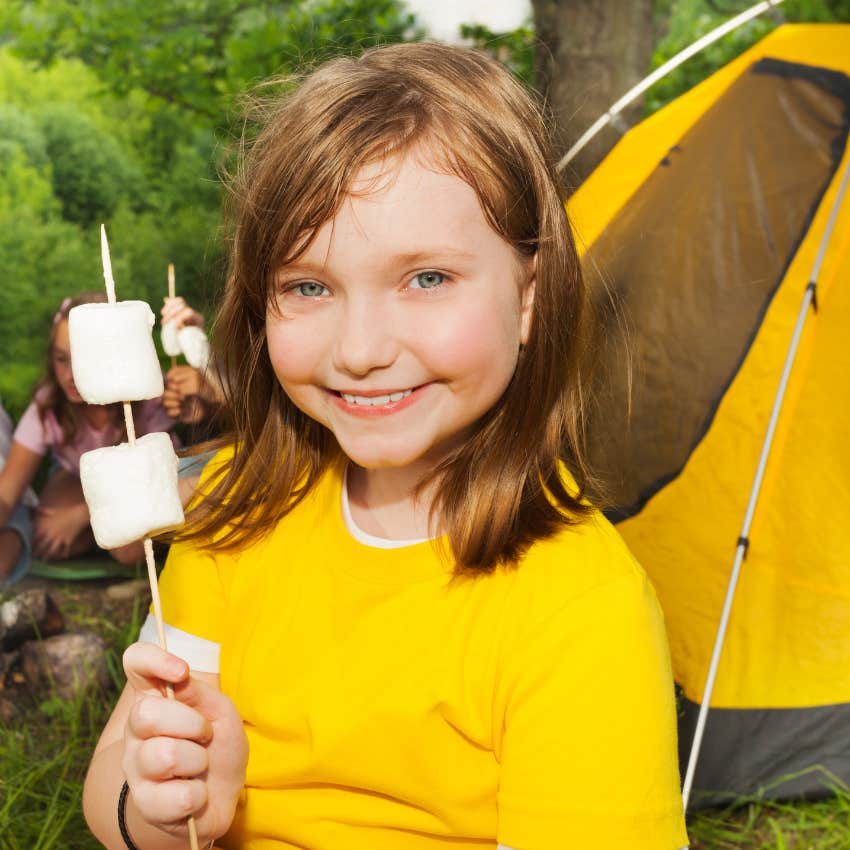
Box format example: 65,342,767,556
123,641,190,697
172,674,235,724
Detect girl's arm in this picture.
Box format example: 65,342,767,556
0,441,42,527
83,643,248,850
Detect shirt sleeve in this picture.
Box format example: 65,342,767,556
12,400,49,457
495,571,689,850
154,538,231,648
147,448,235,660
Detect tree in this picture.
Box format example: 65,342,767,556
8,0,421,130
531,0,663,187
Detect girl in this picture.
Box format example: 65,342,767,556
84,44,689,850
0,293,178,571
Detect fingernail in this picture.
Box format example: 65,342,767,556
167,659,187,679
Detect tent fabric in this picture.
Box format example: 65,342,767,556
568,24,850,802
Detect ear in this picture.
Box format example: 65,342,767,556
519,253,536,346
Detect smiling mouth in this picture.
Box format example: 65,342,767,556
337,389,413,407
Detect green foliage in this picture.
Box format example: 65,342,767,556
0,105,48,169
38,105,142,226
647,0,850,114
8,0,421,128
459,21,536,86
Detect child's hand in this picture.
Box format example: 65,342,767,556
121,642,248,846
165,365,217,424
161,297,205,331
33,503,89,560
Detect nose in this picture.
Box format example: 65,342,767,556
332,293,399,378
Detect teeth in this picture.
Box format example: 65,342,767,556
341,389,412,406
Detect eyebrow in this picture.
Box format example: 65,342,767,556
279,248,476,275
391,249,476,265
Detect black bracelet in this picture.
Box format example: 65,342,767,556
118,781,140,850
117,780,214,850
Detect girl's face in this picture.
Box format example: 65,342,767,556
266,150,535,474
52,319,83,403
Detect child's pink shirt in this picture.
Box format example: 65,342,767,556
13,391,178,475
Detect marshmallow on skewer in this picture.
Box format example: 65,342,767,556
177,325,211,371
161,321,182,357
80,432,185,549
69,302,164,404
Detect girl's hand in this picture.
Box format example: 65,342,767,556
33,502,89,560
161,297,205,331
121,642,247,846
165,366,216,424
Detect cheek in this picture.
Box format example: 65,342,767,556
421,298,521,383
266,319,321,386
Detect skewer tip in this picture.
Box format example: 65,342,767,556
100,224,116,304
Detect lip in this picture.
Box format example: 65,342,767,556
327,384,426,417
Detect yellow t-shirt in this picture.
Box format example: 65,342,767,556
155,457,688,850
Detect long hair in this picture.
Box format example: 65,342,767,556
35,291,113,445
184,42,598,571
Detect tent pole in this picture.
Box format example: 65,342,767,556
682,153,850,811
556,0,786,173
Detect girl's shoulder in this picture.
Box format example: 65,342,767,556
13,391,60,449
505,508,651,619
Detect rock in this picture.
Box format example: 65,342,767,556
0,695,19,723
0,649,20,687
105,578,151,602
20,632,109,699
0,589,64,650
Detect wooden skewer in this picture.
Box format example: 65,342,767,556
100,226,201,850
167,263,177,370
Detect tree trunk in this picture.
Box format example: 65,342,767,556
532,0,660,188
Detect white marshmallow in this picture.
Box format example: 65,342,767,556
80,432,185,549
177,326,211,371
161,321,182,357
69,302,164,404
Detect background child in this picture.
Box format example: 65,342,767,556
84,44,688,850
0,293,178,569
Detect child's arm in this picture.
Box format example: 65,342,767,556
0,441,42,527
83,642,248,850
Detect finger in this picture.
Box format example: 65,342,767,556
136,736,209,781
128,777,207,826
129,694,213,744
123,643,190,694
174,307,204,329
41,534,59,560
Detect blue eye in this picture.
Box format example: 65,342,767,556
410,271,445,290
296,282,329,297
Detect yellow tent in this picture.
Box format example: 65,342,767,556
569,24,850,804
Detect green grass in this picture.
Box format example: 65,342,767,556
0,599,140,850
689,784,850,849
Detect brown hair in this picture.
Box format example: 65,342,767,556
36,291,115,445
185,41,597,571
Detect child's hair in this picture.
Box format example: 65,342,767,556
35,291,109,445
185,41,597,571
